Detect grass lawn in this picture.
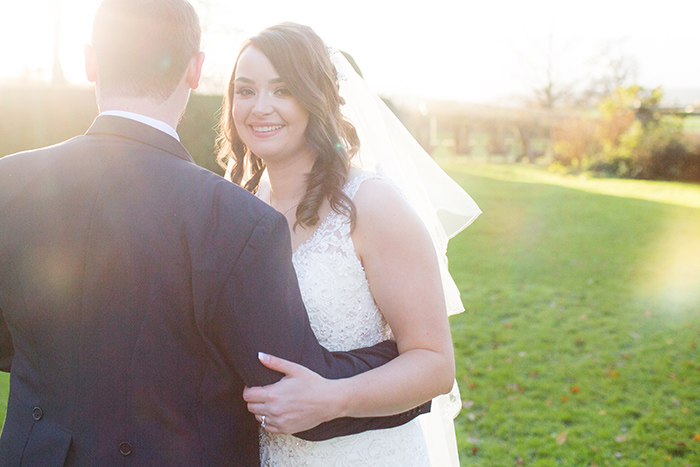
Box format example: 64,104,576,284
1,162,699,466
683,116,700,135
444,161,700,466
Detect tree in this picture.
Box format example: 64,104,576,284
189,0,243,94
517,34,578,109
578,40,638,107
516,35,639,110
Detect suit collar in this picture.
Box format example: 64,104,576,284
86,115,194,164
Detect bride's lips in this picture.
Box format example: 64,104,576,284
249,123,284,137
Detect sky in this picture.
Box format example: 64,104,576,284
0,0,698,105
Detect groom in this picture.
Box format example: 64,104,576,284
0,0,427,465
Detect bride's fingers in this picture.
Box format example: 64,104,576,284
261,424,280,434
254,414,281,434
247,402,267,416
258,352,306,376
242,385,267,403
255,413,269,426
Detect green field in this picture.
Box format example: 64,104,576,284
445,162,700,466
683,115,700,134
1,163,699,465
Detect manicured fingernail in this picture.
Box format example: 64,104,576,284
258,352,270,363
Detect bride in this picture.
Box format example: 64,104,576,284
217,22,480,466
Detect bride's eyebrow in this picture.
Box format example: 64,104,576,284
233,77,285,84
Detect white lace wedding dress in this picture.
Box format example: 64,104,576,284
259,172,432,467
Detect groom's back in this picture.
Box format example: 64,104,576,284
0,126,267,466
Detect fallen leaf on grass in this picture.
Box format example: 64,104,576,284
472,446,478,455
693,433,700,441
561,396,569,402
556,430,568,445
506,383,523,392
615,435,627,442
570,386,580,393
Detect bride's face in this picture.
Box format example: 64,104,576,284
232,46,312,165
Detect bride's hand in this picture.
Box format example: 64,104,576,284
243,352,344,434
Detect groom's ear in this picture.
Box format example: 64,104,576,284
84,44,97,83
186,51,206,90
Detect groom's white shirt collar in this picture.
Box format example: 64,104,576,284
99,110,180,141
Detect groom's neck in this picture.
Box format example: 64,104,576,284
96,89,189,130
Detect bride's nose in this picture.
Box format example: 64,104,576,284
252,93,274,116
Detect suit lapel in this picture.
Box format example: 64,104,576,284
85,115,195,164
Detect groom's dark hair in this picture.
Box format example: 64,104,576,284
91,0,201,101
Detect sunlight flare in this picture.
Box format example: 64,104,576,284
636,212,700,313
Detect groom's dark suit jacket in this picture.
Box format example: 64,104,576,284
0,116,427,466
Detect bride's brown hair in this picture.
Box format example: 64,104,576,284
216,22,359,229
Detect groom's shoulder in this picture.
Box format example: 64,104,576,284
0,135,83,174
177,163,280,222
2,135,78,159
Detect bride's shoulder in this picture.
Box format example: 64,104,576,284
351,173,421,232
350,173,430,257
352,173,404,209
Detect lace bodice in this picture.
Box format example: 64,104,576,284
291,173,391,351
259,172,430,466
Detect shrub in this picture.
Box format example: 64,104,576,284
551,116,600,171
0,87,224,175
550,85,700,182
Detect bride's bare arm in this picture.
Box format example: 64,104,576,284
243,178,456,434
340,177,456,411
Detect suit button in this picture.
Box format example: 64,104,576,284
119,442,132,456
31,407,43,421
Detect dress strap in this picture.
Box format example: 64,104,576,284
343,171,383,200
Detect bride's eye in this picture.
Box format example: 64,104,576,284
274,87,292,97
235,87,255,97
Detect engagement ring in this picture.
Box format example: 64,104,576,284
261,415,267,428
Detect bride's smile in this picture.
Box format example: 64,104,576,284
232,46,312,165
